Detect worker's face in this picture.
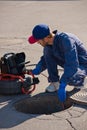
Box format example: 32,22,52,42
37,38,49,47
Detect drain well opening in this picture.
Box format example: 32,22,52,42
14,93,73,115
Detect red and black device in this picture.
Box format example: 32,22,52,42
0,52,39,95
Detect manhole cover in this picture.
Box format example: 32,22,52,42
70,88,87,105
14,93,73,115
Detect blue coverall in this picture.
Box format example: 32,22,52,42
35,30,87,86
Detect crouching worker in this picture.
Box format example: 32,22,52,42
28,24,87,102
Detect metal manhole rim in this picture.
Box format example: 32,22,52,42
70,88,87,105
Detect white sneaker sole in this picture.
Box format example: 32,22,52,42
45,89,58,93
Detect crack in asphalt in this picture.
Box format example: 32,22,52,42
66,119,77,130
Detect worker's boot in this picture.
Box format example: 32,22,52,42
74,76,87,89
45,82,60,92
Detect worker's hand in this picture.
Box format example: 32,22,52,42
32,68,40,75
32,62,42,75
57,82,67,102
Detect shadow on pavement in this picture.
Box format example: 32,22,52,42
0,92,68,128
0,94,37,128
0,89,87,128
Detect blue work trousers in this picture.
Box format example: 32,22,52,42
44,46,64,82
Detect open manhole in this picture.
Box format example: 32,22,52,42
14,92,73,115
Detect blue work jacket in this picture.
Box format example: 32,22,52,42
37,31,87,84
